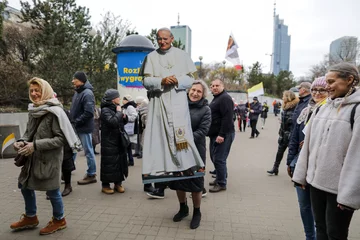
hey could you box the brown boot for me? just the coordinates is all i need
[102,187,114,194]
[39,217,66,235]
[10,214,39,230]
[62,184,72,197]
[77,174,97,185]
[114,185,125,193]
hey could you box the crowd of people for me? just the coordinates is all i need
[8,27,360,239]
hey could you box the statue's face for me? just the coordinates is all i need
[157,30,174,51]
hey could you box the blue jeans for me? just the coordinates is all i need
[209,132,235,187]
[127,144,134,164]
[21,188,64,220]
[78,133,96,176]
[296,186,316,240]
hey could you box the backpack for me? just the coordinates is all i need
[350,103,360,131]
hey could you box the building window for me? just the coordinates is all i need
[2,11,10,20]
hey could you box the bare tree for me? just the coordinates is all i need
[97,11,133,47]
[329,37,359,65]
[309,54,330,79]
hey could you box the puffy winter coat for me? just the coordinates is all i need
[188,97,211,164]
[100,100,129,183]
[278,99,299,145]
[70,81,95,133]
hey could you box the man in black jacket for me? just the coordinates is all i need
[70,71,97,185]
[248,96,262,138]
[207,79,235,193]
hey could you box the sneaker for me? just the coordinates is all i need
[190,212,201,229]
[173,205,189,222]
[143,184,155,193]
[77,174,97,185]
[209,184,227,193]
[146,189,165,199]
[209,180,217,186]
[10,214,39,230]
[39,217,66,235]
[102,187,114,194]
[202,188,207,197]
[114,185,125,193]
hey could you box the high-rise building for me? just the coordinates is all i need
[329,36,358,64]
[271,3,291,75]
[170,15,192,57]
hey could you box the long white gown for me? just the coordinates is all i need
[141,47,204,175]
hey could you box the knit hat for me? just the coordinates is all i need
[253,96,258,101]
[311,76,327,89]
[123,94,133,101]
[73,71,88,83]
[104,89,120,101]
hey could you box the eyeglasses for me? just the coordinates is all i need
[311,89,327,94]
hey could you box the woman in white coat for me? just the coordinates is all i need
[292,62,360,240]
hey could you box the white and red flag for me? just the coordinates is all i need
[225,33,242,70]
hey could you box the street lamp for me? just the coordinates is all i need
[222,60,226,80]
[199,56,203,79]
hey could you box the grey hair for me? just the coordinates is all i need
[192,80,209,98]
[157,28,173,37]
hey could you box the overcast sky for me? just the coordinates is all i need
[7,0,360,78]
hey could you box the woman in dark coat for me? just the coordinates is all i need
[100,89,129,194]
[267,91,299,175]
[170,80,211,230]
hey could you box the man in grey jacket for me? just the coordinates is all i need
[70,71,97,185]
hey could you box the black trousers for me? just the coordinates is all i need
[250,119,259,137]
[239,119,247,131]
[310,186,354,240]
[273,143,288,168]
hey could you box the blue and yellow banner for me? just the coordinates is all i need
[117,52,148,88]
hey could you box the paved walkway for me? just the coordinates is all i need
[0,115,359,240]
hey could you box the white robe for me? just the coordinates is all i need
[142,47,204,175]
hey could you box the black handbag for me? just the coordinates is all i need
[119,129,130,149]
[14,149,28,167]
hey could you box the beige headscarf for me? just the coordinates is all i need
[28,77,54,106]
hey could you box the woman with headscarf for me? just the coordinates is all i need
[293,62,360,239]
[267,90,299,175]
[286,76,328,240]
[11,77,80,235]
[100,89,129,194]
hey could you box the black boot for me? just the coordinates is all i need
[267,166,279,175]
[190,208,201,229]
[173,202,189,222]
